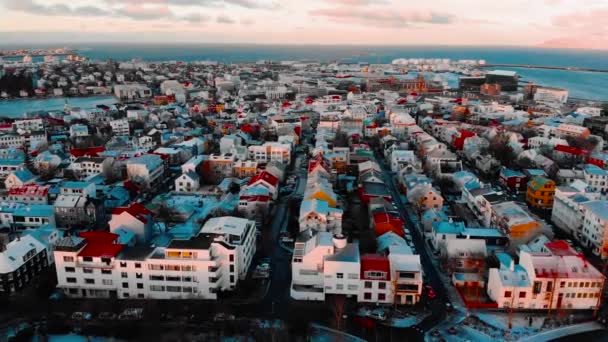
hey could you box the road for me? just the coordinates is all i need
[376,152,449,332]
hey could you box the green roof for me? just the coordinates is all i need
[528,176,552,192]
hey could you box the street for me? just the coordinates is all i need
[376,151,449,332]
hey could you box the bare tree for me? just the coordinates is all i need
[329,295,347,332]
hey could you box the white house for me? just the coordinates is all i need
[175,171,200,193]
[110,119,130,136]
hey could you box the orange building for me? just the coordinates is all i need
[526,176,555,209]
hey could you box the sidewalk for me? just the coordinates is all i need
[517,321,605,342]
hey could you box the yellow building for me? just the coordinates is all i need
[526,176,555,209]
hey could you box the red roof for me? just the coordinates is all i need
[248,171,279,188]
[8,185,49,197]
[70,146,105,158]
[554,144,588,156]
[360,254,391,280]
[305,97,314,104]
[545,240,577,256]
[77,231,124,258]
[112,203,153,224]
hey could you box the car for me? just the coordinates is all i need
[445,302,453,312]
[366,309,387,321]
[98,312,117,320]
[71,312,92,321]
[425,285,437,299]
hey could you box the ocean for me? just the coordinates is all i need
[1,44,608,110]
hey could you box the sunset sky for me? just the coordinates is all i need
[0,0,606,49]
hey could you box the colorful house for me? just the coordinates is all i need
[499,168,527,192]
[526,176,555,209]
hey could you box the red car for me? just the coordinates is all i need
[425,285,437,299]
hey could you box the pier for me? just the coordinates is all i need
[481,64,608,73]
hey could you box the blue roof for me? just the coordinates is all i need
[501,168,525,178]
[14,204,54,217]
[62,181,90,189]
[584,165,608,176]
[13,169,35,182]
[127,154,163,170]
[432,221,465,235]
[582,201,608,221]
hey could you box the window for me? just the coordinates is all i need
[519,292,526,298]
[167,286,181,292]
[123,293,129,298]
[120,262,127,267]
[364,281,372,289]
[83,268,93,274]
[82,257,93,262]
[65,267,75,273]
[135,263,141,268]
[230,275,235,283]
[66,277,77,283]
[150,285,164,292]
[122,282,129,289]
[348,273,358,280]
[121,272,128,278]
[364,293,372,300]
[348,284,358,291]
[101,269,112,275]
[166,276,181,282]
[546,281,553,292]
[336,284,344,290]
[229,254,234,262]
[149,275,164,281]
[504,291,512,298]
[102,279,113,286]
[230,265,235,273]
[337,273,343,279]
[63,256,74,262]
[137,283,143,289]
[577,293,582,298]
[136,273,142,279]
[85,278,95,284]
[560,281,565,288]
[378,282,387,290]
[378,293,386,301]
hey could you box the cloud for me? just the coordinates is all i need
[539,8,608,50]
[240,18,255,25]
[309,7,454,27]
[4,0,111,17]
[325,0,389,5]
[115,4,173,20]
[104,0,278,9]
[216,14,236,24]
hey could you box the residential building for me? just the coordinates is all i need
[526,176,555,209]
[0,234,49,293]
[126,154,165,188]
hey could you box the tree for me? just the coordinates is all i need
[155,204,181,224]
[329,295,347,332]
[516,156,535,170]
[37,164,59,181]
[488,134,516,168]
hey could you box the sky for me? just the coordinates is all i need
[0,0,607,49]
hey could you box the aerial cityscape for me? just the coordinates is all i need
[1,1,608,342]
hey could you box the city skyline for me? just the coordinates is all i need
[0,0,607,50]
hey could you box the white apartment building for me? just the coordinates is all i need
[247,142,291,164]
[13,119,44,132]
[110,119,130,136]
[113,84,151,100]
[584,165,608,193]
[54,217,256,299]
[126,154,164,187]
[534,87,569,105]
[71,157,111,180]
[551,189,598,237]
[581,201,608,258]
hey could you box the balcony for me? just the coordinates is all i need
[291,284,325,301]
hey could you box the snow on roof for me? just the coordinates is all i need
[0,234,46,273]
[200,216,253,237]
[325,242,360,263]
[581,201,608,221]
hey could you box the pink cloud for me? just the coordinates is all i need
[309,7,453,28]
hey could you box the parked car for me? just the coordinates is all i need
[98,312,117,320]
[71,312,92,321]
[366,309,387,321]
